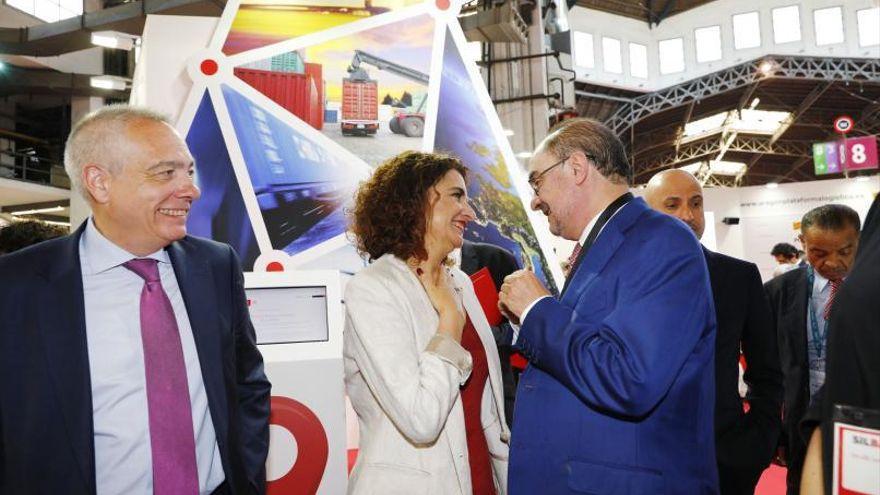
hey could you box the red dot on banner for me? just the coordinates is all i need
[200,59,218,75]
[267,261,284,272]
[435,0,450,10]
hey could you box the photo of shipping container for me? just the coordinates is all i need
[235,62,324,131]
[221,84,369,255]
[340,77,379,136]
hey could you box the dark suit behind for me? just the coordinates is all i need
[764,266,810,495]
[0,225,271,495]
[705,248,783,494]
[460,240,520,427]
[813,194,880,494]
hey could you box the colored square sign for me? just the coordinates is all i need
[813,136,878,175]
[843,135,879,171]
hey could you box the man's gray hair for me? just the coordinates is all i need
[539,118,633,186]
[63,104,172,199]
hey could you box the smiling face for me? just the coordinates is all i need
[88,119,200,256]
[528,150,575,238]
[423,169,475,258]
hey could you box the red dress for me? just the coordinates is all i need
[459,316,497,495]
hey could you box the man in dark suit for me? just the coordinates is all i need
[0,105,271,495]
[499,118,718,494]
[799,193,880,494]
[764,204,860,495]
[645,169,783,495]
[460,239,520,426]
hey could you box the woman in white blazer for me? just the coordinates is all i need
[344,151,510,495]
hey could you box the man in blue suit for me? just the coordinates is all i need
[0,105,271,494]
[499,118,718,494]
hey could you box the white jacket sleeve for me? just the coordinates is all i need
[345,276,473,445]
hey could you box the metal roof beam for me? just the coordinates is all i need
[604,55,880,137]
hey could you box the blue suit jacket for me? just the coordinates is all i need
[0,223,271,495]
[510,198,719,494]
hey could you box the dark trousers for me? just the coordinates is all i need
[718,463,764,495]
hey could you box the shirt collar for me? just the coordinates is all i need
[80,217,169,275]
[812,268,830,293]
[576,199,628,246]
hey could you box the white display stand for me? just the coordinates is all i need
[245,270,346,494]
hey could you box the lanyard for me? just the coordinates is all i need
[805,265,826,358]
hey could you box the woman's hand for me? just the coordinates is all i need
[415,264,465,342]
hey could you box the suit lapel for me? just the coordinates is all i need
[460,241,478,276]
[789,268,810,369]
[459,272,509,439]
[561,198,644,301]
[37,224,96,494]
[166,240,230,440]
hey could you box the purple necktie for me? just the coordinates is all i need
[124,258,199,495]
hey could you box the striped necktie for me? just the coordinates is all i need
[823,278,842,321]
[565,243,582,276]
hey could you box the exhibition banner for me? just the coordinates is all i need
[157,0,562,289]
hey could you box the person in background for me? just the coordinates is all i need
[0,105,271,495]
[798,194,880,495]
[0,219,68,255]
[344,151,509,495]
[459,239,521,428]
[771,242,801,278]
[645,169,783,495]
[764,204,861,495]
[499,118,718,494]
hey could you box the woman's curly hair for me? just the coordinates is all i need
[349,150,467,262]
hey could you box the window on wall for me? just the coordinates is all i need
[814,7,845,46]
[573,31,595,68]
[629,43,648,78]
[602,37,623,74]
[857,8,880,47]
[733,11,762,49]
[7,0,82,22]
[694,26,722,62]
[772,5,802,44]
[658,38,685,74]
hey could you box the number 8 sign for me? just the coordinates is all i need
[842,136,879,171]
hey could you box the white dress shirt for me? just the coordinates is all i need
[806,269,834,399]
[79,218,224,495]
[513,203,626,343]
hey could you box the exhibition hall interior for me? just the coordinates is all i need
[1,0,878,494]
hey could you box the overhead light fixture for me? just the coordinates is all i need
[90,75,128,91]
[758,60,774,76]
[679,160,747,176]
[749,97,760,109]
[10,205,65,216]
[681,109,791,143]
[38,220,70,228]
[91,31,137,51]
[515,151,532,158]
[503,129,515,137]
[765,182,779,189]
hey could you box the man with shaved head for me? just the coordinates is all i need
[645,169,783,495]
[0,105,271,494]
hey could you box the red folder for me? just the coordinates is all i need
[469,267,503,326]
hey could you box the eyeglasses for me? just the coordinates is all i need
[528,155,569,195]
